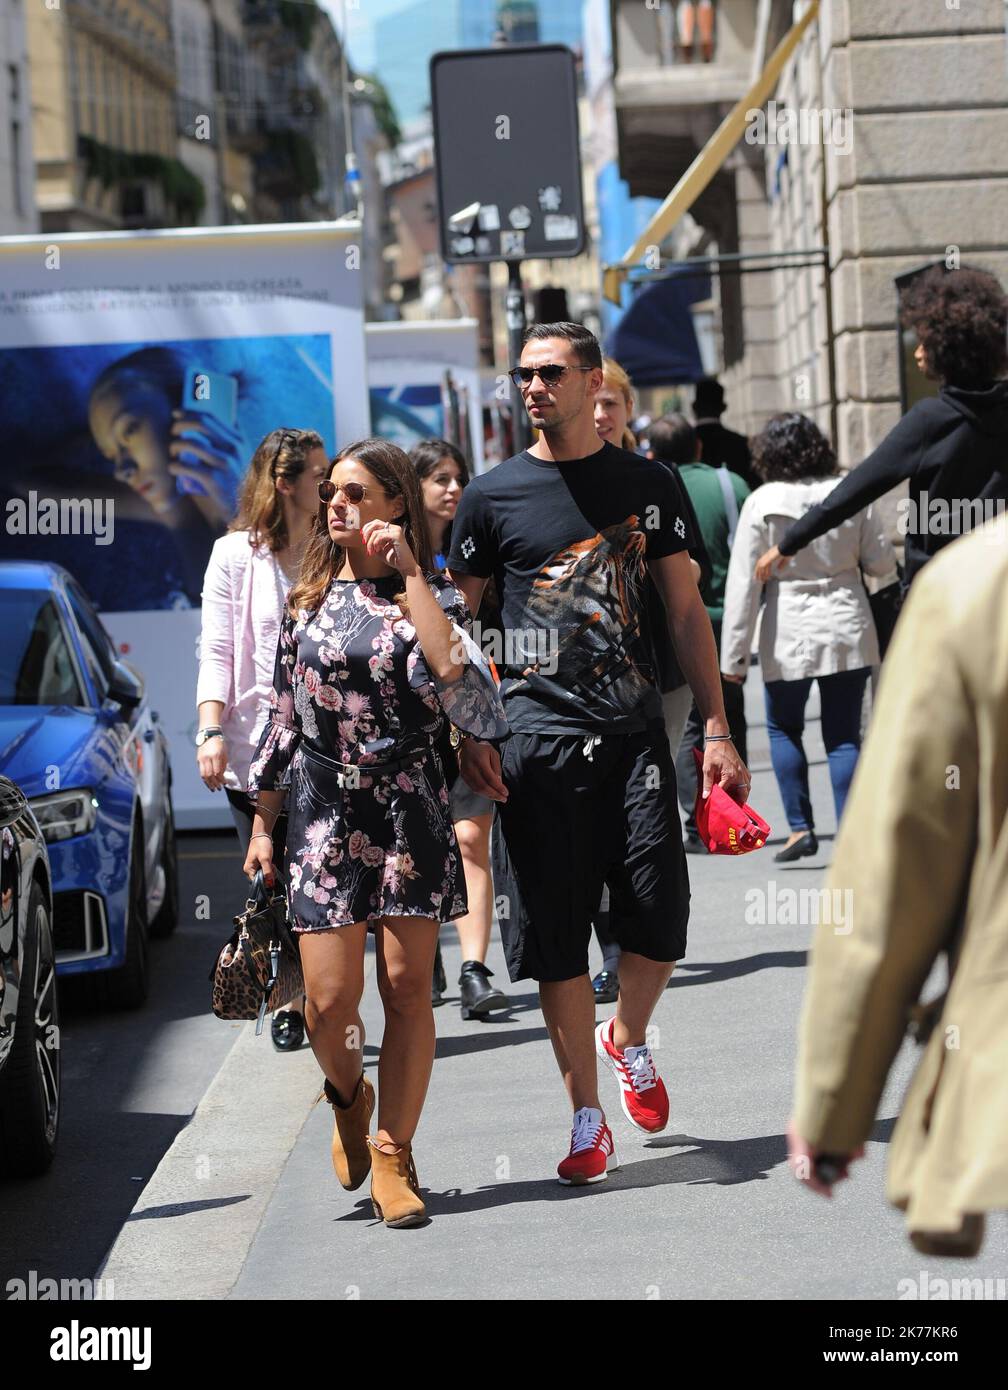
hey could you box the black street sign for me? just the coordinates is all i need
[430,45,586,265]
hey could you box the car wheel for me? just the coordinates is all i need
[0,881,61,1177]
[104,817,149,1010]
[149,789,179,939]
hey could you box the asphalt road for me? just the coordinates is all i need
[1,821,253,1291]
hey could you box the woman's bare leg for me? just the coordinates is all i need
[452,813,494,962]
[374,915,440,1144]
[299,923,369,1103]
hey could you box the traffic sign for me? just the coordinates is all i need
[430,45,586,265]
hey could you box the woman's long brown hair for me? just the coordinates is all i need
[231,427,325,552]
[288,437,436,617]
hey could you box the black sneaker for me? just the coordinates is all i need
[683,833,706,855]
[432,938,447,1007]
[591,970,620,1004]
[459,960,509,1020]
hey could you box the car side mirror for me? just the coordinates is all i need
[108,660,144,710]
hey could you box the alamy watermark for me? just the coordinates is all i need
[896,492,1007,542]
[745,100,854,156]
[6,1270,114,1299]
[898,1270,1006,1301]
[451,620,560,677]
[5,491,114,546]
[745,881,854,934]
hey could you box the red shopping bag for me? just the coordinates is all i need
[692,748,771,855]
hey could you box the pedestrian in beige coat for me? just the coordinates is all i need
[789,517,1008,1256]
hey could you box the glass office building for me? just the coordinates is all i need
[372,0,585,126]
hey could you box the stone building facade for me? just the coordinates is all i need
[610,0,1008,485]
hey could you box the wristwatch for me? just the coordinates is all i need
[195,726,224,747]
[449,726,470,751]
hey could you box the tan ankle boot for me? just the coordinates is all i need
[367,1138,425,1228]
[317,1074,375,1190]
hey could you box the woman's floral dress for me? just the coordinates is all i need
[247,572,507,932]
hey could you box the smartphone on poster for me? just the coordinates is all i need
[176,368,239,496]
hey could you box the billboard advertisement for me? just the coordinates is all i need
[0,222,368,827]
[365,319,485,474]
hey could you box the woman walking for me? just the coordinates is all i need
[721,414,895,862]
[410,438,509,1020]
[244,438,506,1227]
[197,427,328,1049]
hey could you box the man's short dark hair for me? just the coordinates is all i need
[647,413,698,466]
[522,321,603,370]
[693,377,726,417]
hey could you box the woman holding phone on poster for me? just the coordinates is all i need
[88,347,246,602]
[243,438,507,1228]
[196,427,329,1049]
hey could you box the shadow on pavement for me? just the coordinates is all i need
[435,1025,549,1059]
[669,951,808,987]
[127,1194,253,1221]
[332,1116,900,1221]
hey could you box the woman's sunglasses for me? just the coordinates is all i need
[508,364,593,388]
[318,479,367,504]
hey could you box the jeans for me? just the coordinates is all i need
[763,668,870,833]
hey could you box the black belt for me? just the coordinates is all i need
[300,736,434,780]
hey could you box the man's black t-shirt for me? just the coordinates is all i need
[446,442,689,735]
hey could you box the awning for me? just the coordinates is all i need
[602,0,820,304]
[604,267,712,385]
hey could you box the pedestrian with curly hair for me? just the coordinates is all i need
[755,265,1008,591]
[722,414,895,863]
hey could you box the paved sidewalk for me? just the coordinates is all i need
[228,679,1007,1299]
[103,678,1008,1298]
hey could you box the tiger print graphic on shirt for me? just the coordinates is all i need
[508,515,656,718]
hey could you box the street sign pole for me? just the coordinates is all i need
[506,259,530,452]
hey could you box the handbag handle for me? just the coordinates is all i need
[248,867,286,912]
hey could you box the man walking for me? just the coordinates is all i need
[448,323,749,1183]
[692,377,758,492]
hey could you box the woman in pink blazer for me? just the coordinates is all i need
[196,427,329,1049]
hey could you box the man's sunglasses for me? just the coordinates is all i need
[508,363,594,388]
[318,479,368,504]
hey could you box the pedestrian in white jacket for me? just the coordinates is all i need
[196,426,329,1049]
[720,413,896,863]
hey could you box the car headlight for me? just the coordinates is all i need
[28,789,99,843]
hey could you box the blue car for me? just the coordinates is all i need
[0,563,178,1008]
[0,774,59,1175]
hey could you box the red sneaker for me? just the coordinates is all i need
[556,1106,619,1186]
[595,1017,669,1133]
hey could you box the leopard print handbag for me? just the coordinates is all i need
[210,871,304,1032]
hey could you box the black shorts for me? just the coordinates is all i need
[492,728,690,982]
